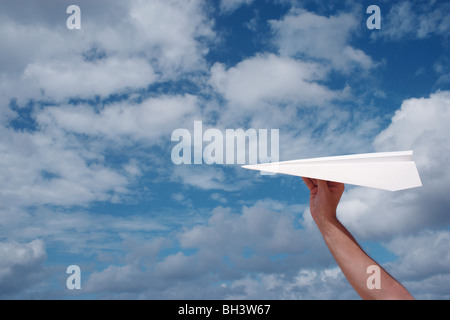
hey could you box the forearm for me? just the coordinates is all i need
[315,215,414,300]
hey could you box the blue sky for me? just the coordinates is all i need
[0,0,449,300]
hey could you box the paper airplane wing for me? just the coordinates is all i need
[242,151,422,191]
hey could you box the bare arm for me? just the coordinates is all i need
[302,178,414,300]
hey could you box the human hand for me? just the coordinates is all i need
[302,178,345,225]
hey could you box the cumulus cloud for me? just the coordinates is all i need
[85,264,149,294]
[38,94,201,143]
[385,230,450,281]
[224,267,356,300]
[23,57,157,100]
[270,9,375,72]
[127,0,215,75]
[210,53,336,110]
[178,205,307,257]
[0,125,131,208]
[0,240,48,297]
[82,202,344,299]
[171,166,237,191]
[0,0,215,104]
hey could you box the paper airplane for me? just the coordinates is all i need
[242,151,422,191]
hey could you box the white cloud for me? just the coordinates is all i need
[23,57,157,100]
[385,230,450,281]
[211,192,227,204]
[0,125,131,207]
[219,0,255,13]
[374,91,450,159]
[373,91,450,229]
[270,9,374,71]
[176,203,332,275]
[127,0,215,75]
[225,267,356,300]
[211,53,334,108]
[0,240,48,296]
[0,0,215,103]
[38,94,200,143]
[171,192,193,207]
[0,240,46,276]
[434,56,450,85]
[375,1,450,41]
[171,166,240,191]
[209,53,342,129]
[85,264,147,294]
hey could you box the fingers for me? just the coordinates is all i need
[303,178,344,194]
[327,181,345,191]
[302,177,316,191]
[316,179,329,193]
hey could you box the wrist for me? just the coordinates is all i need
[313,212,339,233]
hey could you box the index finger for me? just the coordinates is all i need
[302,177,316,191]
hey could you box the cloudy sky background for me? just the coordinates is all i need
[0,0,449,299]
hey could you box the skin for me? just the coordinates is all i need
[302,178,414,300]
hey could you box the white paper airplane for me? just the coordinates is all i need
[242,151,422,191]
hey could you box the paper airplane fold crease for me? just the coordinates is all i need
[242,151,422,191]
